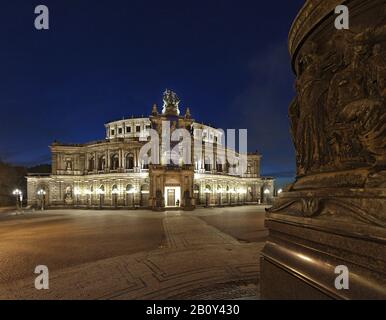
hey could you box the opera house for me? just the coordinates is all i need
[27,90,274,210]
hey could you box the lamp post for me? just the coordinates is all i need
[264,188,271,204]
[112,188,119,209]
[96,188,104,209]
[238,188,246,206]
[37,189,46,211]
[204,188,211,207]
[12,189,22,210]
[84,189,92,208]
[218,188,223,207]
[127,188,135,209]
[74,188,81,207]
[277,189,283,196]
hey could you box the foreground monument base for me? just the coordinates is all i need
[261,204,386,299]
[261,0,386,299]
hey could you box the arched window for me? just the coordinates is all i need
[65,186,73,200]
[111,184,118,194]
[216,160,223,172]
[126,184,134,193]
[141,184,149,193]
[65,160,73,171]
[140,184,150,207]
[88,157,95,171]
[111,154,119,170]
[204,157,212,172]
[142,157,150,169]
[98,156,106,171]
[126,154,134,170]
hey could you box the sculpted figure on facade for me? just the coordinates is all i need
[291,42,331,175]
[290,27,386,175]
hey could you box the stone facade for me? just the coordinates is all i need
[27,90,274,210]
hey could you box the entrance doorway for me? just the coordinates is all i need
[164,186,181,208]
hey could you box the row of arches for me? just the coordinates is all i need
[85,155,245,173]
[88,153,135,171]
[193,183,258,206]
[33,183,151,208]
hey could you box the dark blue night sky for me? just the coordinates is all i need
[1,0,304,187]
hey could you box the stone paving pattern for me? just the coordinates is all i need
[0,207,266,300]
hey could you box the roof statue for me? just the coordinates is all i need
[162,89,181,116]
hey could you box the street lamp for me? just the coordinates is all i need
[278,189,283,195]
[238,188,247,205]
[264,188,271,204]
[218,188,223,206]
[12,189,23,210]
[126,187,135,209]
[84,189,92,207]
[112,188,119,208]
[74,188,81,206]
[37,189,46,211]
[204,188,211,207]
[229,189,236,206]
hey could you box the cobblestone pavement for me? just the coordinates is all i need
[0,207,267,300]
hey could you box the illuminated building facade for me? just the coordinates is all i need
[27,90,274,210]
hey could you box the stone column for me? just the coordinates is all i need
[260,0,386,299]
[106,150,110,172]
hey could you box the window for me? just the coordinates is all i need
[98,156,106,171]
[118,128,123,134]
[111,129,115,136]
[136,125,141,133]
[65,160,73,171]
[110,154,119,170]
[146,125,151,130]
[126,126,131,133]
[88,157,95,171]
[214,136,218,143]
[204,157,212,172]
[126,154,134,170]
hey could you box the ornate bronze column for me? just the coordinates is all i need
[260,0,386,299]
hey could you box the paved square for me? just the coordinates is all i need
[0,206,267,300]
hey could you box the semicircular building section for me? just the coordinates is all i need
[27,90,274,210]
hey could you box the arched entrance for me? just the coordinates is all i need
[97,185,105,208]
[126,184,135,208]
[140,184,149,207]
[164,177,181,208]
[111,184,119,208]
[204,185,212,207]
